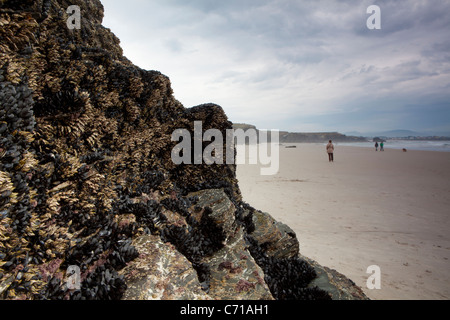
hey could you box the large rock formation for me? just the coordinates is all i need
[0,0,368,300]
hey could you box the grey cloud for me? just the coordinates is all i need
[355,0,450,36]
[391,60,439,80]
[422,40,450,66]
[102,0,450,133]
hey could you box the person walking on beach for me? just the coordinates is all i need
[326,140,334,162]
[380,142,384,151]
[375,142,379,151]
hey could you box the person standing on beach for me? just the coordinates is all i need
[380,142,384,151]
[375,142,379,151]
[326,140,334,162]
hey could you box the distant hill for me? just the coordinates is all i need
[344,131,365,137]
[376,130,424,138]
[278,131,367,143]
[344,130,423,138]
[233,124,367,143]
[347,129,450,139]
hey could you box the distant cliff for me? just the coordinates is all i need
[233,124,368,143]
[0,0,367,300]
[279,131,367,143]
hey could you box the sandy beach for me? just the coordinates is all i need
[236,143,450,300]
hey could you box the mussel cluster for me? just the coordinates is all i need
[233,203,331,300]
[246,236,331,300]
[0,0,184,298]
[0,0,35,11]
[0,76,42,298]
[114,192,165,236]
[161,205,225,260]
[0,75,140,298]
[157,195,225,292]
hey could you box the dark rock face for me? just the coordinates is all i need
[0,0,368,300]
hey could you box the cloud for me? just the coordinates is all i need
[102,0,450,133]
[164,38,184,53]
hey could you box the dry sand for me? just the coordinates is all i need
[236,143,450,300]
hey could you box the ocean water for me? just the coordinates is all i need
[335,140,450,152]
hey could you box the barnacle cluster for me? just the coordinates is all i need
[0,0,366,300]
[0,0,174,299]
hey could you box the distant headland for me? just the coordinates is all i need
[233,123,368,143]
[233,124,450,143]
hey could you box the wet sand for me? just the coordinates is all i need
[236,143,450,300]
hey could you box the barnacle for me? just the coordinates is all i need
[0,171,18,211]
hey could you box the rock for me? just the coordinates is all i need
[302,255,370,300]
[204,229,273,300]
[119,234,209,300]
[249,209,299,259]
[192,189,237,243]
[188,189,273,300]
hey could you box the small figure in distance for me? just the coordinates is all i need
[375,142,379,151]
[326,140,334,162]
[380,141,384,151]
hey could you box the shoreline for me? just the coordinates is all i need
[279,141,450,153]
[236,143,450,300]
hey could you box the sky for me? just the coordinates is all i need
[101,0,450,134]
